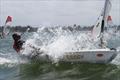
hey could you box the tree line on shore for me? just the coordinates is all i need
[0,25,37,32]
[0,24,120,32]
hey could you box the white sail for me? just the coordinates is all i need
[2,16,12,38]
[103,0,112,27]
[3,25,11,37]
[92,15,103,40]
[92,0,112,41]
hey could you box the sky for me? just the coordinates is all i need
[0,0,120,27]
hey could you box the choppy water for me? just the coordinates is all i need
[0,26,120,80]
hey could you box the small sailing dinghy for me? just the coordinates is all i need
[60,0,118,63]
[21,0,118,63]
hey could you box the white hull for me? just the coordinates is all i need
[24,48,117,64]
[60,49,117,63]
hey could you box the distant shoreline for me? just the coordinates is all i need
[0,25,120,32]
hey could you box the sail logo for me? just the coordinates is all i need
[64,53,84,60]
[96,22,100,27]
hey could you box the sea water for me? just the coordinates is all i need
[0,26,120,80]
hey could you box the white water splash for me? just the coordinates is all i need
[111,47,120,65]
[22,27,98,62]
[21,27,120,64]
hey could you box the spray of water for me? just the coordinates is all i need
[21,26,120,63]
[0,26,119,65]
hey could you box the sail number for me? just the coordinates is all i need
[65,54,84,60]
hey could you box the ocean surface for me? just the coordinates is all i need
[0,26,120,80]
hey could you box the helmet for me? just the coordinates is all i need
[12,33,21,40]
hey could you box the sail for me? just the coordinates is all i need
[92,0,112,41]
[103,0,112,27]
[2,16,12,38]
[92,15,103,40]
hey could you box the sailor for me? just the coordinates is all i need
[12,32,47,59]
[12,33,25,53]
[12,33,41,53]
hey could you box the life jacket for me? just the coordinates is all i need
[13,40,25,53]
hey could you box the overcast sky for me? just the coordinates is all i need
[0,0,120,26]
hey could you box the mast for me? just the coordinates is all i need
[100,0,111,48]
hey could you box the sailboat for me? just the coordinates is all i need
[59,0,118,63]
[1,16,12,38]
[22,0,118,63]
